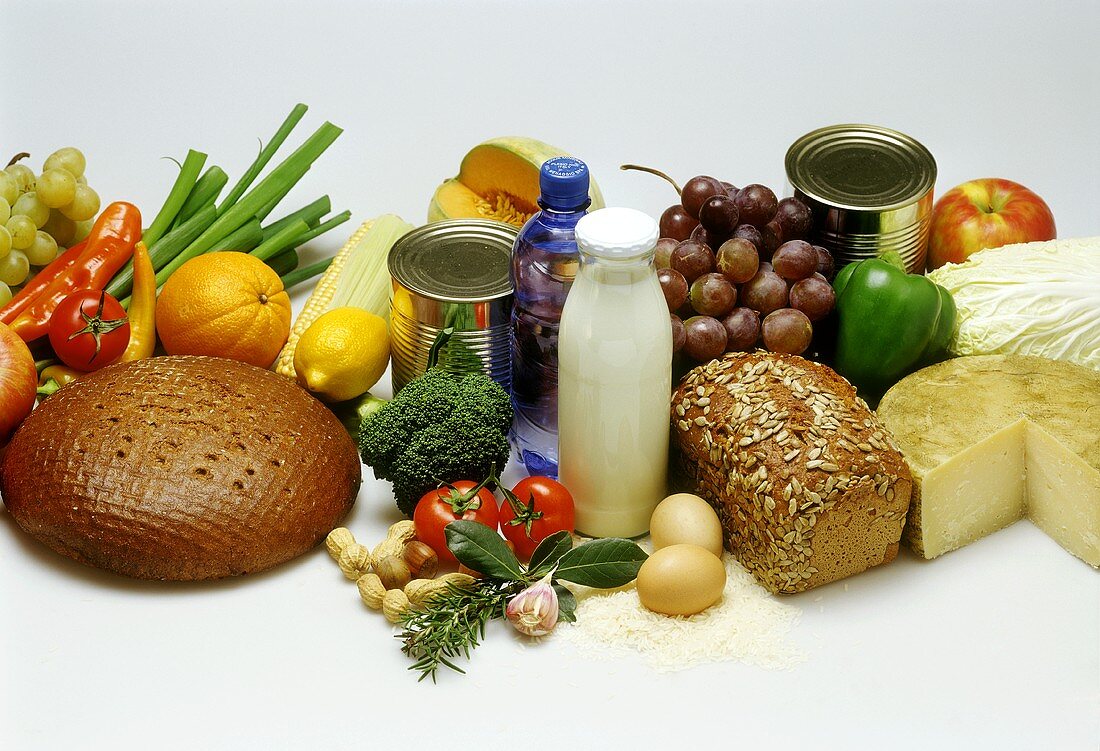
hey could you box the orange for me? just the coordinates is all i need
[156,252,292,368]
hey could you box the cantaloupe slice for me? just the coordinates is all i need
[428,136,605,227]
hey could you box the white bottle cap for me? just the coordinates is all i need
[575,207,659,260]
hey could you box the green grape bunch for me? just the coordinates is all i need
[0,147,100,305]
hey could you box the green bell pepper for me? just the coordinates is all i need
[832,255,956,401]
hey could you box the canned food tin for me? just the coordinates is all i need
[785,124,936,272]
[388,219,517,393]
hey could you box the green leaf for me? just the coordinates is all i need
[527,530,574,578]
[554,584,577,624]
[444,520,525,581]
[553,538,648,588]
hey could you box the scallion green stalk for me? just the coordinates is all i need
[266,248,299,278]
[154,121,343,286]
[142,149,207,248]
[212,219,263,252]
[174,166,228,227]
[279,256,333,289]
[262,196,331,240]
[217,103,309,212]
[249,219,308,262]
[291,210,351,248]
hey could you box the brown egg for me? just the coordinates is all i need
[649,493,724,557]
[637,544,726,616]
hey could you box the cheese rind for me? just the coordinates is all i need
[877,355,1100,567]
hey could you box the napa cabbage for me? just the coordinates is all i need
[927,237,1100,370]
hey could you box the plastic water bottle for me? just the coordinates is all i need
[509,157,592,478]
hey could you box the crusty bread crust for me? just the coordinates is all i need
[671,352,911,594]
[0,355,361,581]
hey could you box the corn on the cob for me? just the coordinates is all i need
[274,215,415,376]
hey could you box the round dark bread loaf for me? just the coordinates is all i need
[0,355,361,580]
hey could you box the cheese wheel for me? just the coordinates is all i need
[877,354,1100,566]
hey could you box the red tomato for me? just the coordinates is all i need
[48,290,130,372]
[413,480,500,563]
[499,476,576,560]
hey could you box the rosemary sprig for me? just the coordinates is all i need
[397,579,521,682]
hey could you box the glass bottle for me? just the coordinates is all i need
[557,207,672,538]
[509,157,591,478]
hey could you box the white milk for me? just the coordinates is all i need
[557,208,672,538]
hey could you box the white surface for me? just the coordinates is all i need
[2,1,1099,749]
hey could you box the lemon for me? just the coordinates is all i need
[294,307,390,402]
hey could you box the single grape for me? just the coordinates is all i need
[759,261,773,273]
[732,223,763,253]
[41,210,76,246]
[26,230,58,266]
[43,147,86,178]
[699,194,740,235]
[814,245,835,280]
[655,237,678,269]
[658,267,689,311]
[681,175,725,219]
[689,272,737,318]
[760,220,785,258]
[691,222,726,251]
[741,269,788,315]
[60,184,100,221]
[0,225,11,259]
[76,174,88,185]
[660,204,699,241]
[6,164,35,193]
[683,316,728,362]
[722,307,761,351]
[762,308,813,355]
[716,238,759,284]
[774,197,813,240]
[772,240,818,280]
[13,191,50,228]
[789,276,836,322]
[0,249,30,286]
[671,314,686,353]
[734,184,778,228]
[0,171,17,205]
[0,281,11,307]
[73,220,93,244]
[721,181,738,195]
[0,196,9,225]
[6,215,36,250]
[670,239,715,282]
[36,169,77,209]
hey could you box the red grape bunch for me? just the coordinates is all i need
[630,166,836,362]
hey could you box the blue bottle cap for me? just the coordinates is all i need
[540,157,590,210]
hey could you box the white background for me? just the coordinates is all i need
[2,1,1099,749]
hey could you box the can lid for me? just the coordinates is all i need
[540,157,590,210]
[389,219,517,303]
[575,207,659,259]
[786,124,936,211]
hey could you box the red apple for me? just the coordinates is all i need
[0,322,37,444]
[927,178,1056,269]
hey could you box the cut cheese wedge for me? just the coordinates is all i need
[877,355,1100,566]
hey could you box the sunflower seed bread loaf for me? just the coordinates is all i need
[671,352,912,594]
[0,355,361,581]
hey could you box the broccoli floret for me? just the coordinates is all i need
[457,372,513,435]
[357,365,513,516]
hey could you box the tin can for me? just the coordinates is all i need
[388,219,516,393]
[785,124,937,272]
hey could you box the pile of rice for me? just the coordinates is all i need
[559,548,805,672]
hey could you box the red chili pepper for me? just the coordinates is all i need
[0,240,87,325]
[7,202,141,342]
